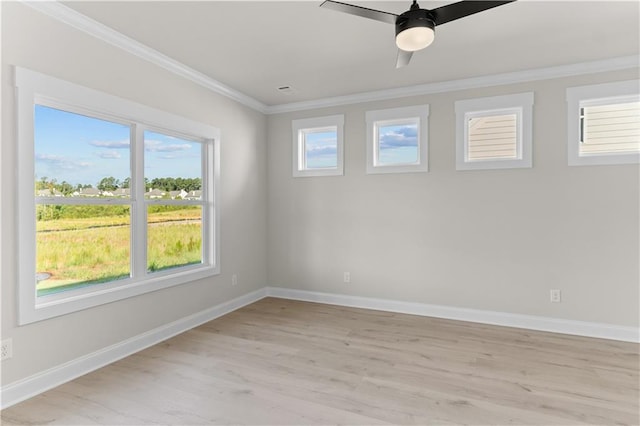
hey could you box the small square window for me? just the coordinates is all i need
[366,105,429,174]
[455,92,533,171]
[292,115,344,177]
[567,80,639,166]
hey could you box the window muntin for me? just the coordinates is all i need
[366,105,429,174]
[292,115,344,177]
[455,92,533,171]
[16,67,220,324]
[567,80,639,166]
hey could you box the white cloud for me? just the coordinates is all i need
[96,150,122,159]
[89,140,130,149]
[35,153,92,169]
[145,139,192,152]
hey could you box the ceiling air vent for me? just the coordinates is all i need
[277,85,296,95]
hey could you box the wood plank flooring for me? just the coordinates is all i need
[2,297,638,425]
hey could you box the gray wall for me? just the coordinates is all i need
[1,0,638,392]
[1,3,267,385]
[267,69,640,327]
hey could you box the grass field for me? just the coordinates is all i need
[36,207,202,296]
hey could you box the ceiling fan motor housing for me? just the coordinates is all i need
[395,7,436,51]
[395,8,435,38]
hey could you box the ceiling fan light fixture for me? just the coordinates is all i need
[396,26,434,51]
[395,8,435,52]
[320,0,516,67]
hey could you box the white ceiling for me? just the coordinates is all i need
[62,1,639,107]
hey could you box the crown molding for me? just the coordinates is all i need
[21,1,269,113]
[21,1,638,116]
[264,55,640,114]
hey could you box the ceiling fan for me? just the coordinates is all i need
[320,0,516,68]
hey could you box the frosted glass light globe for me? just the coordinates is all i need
[395,26,435,52]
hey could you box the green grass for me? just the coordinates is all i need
[36,207,202,296]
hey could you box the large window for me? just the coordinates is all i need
[292,115,344,177]
[16,67,220,324]
[567,80,639,166]
[455,92,534,171]
[366,105,429,174]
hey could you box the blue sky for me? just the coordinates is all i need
[35,105,201,187]
[304,130,337,169]
[377,124,418,165]
[303,123,418,169]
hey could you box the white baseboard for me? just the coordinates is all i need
[3,285,637,410]
[265,287,640,343]
[0,288,267,410]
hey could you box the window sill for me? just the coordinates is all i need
[21,265,219,325]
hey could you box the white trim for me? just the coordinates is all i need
[2,286,638,410]
[0,288,267,410]
[566,80,640,166]
[266,56,639,114]
[15,0,640,114]
[366,105,429,174]
[17,1,640,115]
[20,0,268,113]
[15,67,221,324]
[265,287,640,343]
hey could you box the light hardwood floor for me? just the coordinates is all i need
[2,297,638,425]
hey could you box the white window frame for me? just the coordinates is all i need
[292,115,344,177]
[566,80,639,166]
[455,92,534,171]
[366,105,429,174]
[15,67,220,325]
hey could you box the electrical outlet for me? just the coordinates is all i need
[343,272,351,283]
[1,339,13,361]
[550,289,562,303]
[232,274,238,286]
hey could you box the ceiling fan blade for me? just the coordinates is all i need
[396,49,413,68]
[431,1,516,26]
[320,0,397,25]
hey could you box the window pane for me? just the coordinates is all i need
[36,205,131,296]
[34,105,131,197]
[303,128,337,169]
[147,206,202,273]
[144,131,202,199]
[377,123,419,165]
[468,113,517,161]
[580,101,640,155]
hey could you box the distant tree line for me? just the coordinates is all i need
[36,176,202,194]
[35,176,202,221]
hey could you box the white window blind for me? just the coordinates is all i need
[567,80,639,166]
[580,100,640,155]
[467,113,518,161]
